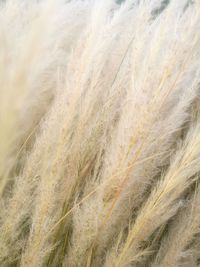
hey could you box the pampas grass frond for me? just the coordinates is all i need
[1,0,200,267]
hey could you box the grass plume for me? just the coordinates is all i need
[1,0,200,267]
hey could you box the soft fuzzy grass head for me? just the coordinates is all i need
[1,1,200,267]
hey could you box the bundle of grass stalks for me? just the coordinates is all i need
[1,0,200,266]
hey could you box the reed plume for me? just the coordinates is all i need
[1,1,200,267]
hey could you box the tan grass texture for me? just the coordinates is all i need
[1,0,200,266]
